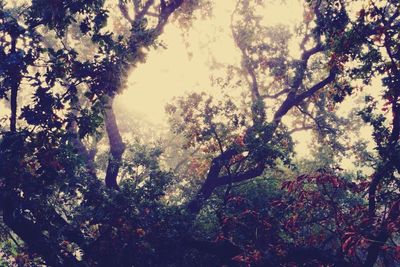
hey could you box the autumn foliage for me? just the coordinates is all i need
[0,0,400,267]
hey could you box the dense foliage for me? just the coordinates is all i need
[0,0,399,266]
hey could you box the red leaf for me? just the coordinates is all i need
[232,255,245,262]
[342,235,354,254]
[394,246,400,261]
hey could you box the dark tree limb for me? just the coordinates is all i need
[136,0,155,20]
[262,89,289,99]
[368,29,400,218]
[273,67,338,123]
[9,35,22,133]
[103,0,185,190]
[2,194,87,267]
[187,158,263,214]
[287,125,313,134]
[104,98,125,189]
[159,0,183,20]
[364,200,400,267]
[187,148,238,213]
[290,43,323,92]
[118,0,134,24]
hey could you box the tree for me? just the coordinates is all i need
[0,0,399,266]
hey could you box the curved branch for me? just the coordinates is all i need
[187,156,263,214]
[104,98,125,189]
[9,35,22,132]
[287,125,313,135]
[364,200,400,267]
[262,89,289,99]
[118,0,134,24]
[187,148,238,213]
[2,194,86,267]
[291,43,323,91]
[153,0,184,35]
[273,67,338,123]
[368,27,400,217]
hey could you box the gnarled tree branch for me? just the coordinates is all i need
[104,98,125,189]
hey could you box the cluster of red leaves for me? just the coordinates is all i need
[328,52,349,71]
[232,249,262,266]
[214,171,399,266]
[187,158,209,177]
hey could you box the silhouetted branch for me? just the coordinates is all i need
[104,98,125,189]
[118,0,134,24]
[364,200,400,267]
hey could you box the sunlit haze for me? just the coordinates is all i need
[115,1,304,124]
[114,0,372,167]
[0,0,377,170]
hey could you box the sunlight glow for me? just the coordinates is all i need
[114,0,375,168]
[116,0,304,124]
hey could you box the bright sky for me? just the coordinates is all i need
[114,0,326,162]
[113,0,377,173]
[115,0,304,124]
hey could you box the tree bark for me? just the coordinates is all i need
[364,200,400,267]
[9,36,21,133]
[104,98,125,189]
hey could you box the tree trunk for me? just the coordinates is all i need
[104,98,125,189]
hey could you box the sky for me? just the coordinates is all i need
[114,0,324,160]
[113,0,376,172]
[115,0,304,124]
